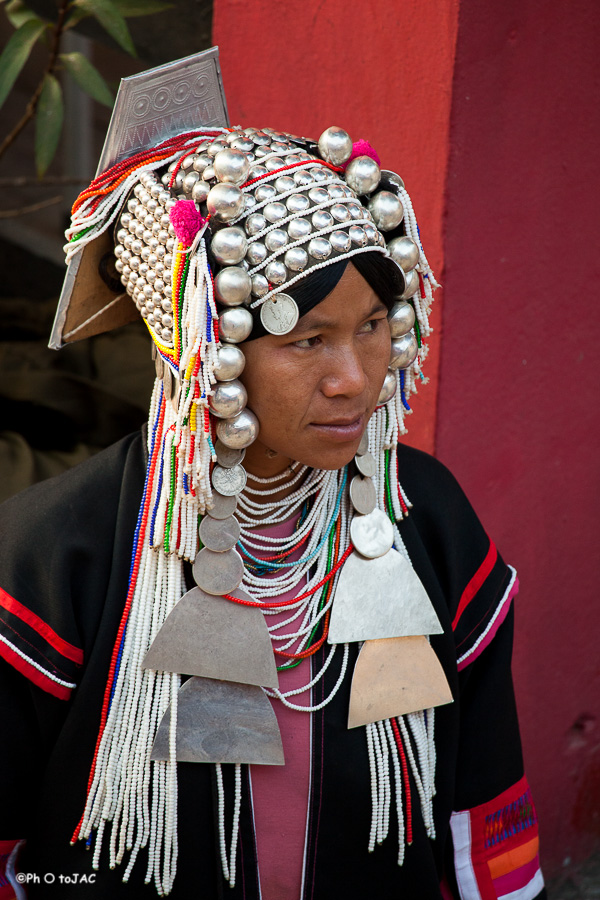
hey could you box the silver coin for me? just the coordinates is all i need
[350,509,394,559]
[355,451,376,477]
[207,490,237,520]
[215,440,246,468]
[259,293,299,335]
[192,547,244,595]
[199,514,241,552]
[211,464,247,496]
[357,431,369,456]
[349,475,377,514]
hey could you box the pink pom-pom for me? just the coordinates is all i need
[344,139,381,168]
[169,200,207,246]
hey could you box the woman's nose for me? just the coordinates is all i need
[320,345,368,398]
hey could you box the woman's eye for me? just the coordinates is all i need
[358,319,379,334]
[293,335,320,348]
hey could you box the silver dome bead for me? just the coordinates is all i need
[246,242,268,266]
[255,184,276,203]
[377,370,397,404]
[191,180,210,203]
[368,191,404,231]
[207,140,227,157]
[192,153,211,173]
[115,259,124,273]
[275,175,295,192]
[231,137,254,152]
[246,213,267,235]
[251,274,269,297]
[286,154,301,165]
[250,165,268,179]
[216,408,259,449]
[120,213,132,228]
[381,169,405,192]
[203,166,216,182]
[130,256,140,271]
[265,157,285,172]
[263,202,287,223]
[364,224,378,242]
[154,279,165,293]
[317,126,353,166]
[254,146,270,159]
[328,184,346,199]
[308,187,329,204]
[114,244,124,258]
[390,333,418,370]
[213,343,246,381]
[284,247,308,272]
[265,229,288,252]
[388,301,416,337]
[308,237,332,260]
[294,170,313,186]
[211,226,248,266]
[219,307,253,343]
[265,260,287,284]
[286,194,310,213]
[330,230,352,253]
[344,156,381,195]
[401,268,420,299]
[312,209,334,230]
[207,183,245,222]
[161,298,172,312]
[252,132,271,146]
[387,235,420,272]
[162,314,173,328]
[183,171,200,195]
[287,217,311,240]
[330,203,351,222]
[215,267,252,306]
[244,193,256,210]
[310,167,328,182]
[213,148,250,186]
[349,225,368,246]
[209,379,248,419]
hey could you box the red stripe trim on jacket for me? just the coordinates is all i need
[0,638,73,701]
[0,587,83,665]
[451,538,498,632]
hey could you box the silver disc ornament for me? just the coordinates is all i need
[350,509,394,559]
[193,547,244,595]
[207,490,237,520]
[199,514,240,552]
[356,431,369,456]
[260,293,299,335]
[211,463,247,496]
[355,451,376,477]
[215,439,246,468]
[349,475,377,515]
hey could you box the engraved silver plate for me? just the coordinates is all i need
[328,548,443,644]
[349,475,376,514]
[215,439,246,468]
[193,547,244,595]
[143,587,278,688]
[199,514,240,552]
[354,451,376,477]
[151,677,284,764]
[207,490,237,519]
[259,293,299,335]
[211,463,247,496]
[350,509,394,559]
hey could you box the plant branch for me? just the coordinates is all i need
[0,0,71,162]
[0,195,63,218]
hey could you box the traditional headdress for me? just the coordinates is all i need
[53,49,451,895]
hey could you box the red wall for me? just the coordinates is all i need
[437,0,600,875]
[214,0,460,454]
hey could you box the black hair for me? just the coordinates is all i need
[246,250,405,340]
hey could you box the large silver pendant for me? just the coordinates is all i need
[328,548,443,644]
[142,587,278,689]
[347,636,453,728]
[193,547,244,595]
[151,676,284,765]
[350,509,394,559]
[259,293,299,335]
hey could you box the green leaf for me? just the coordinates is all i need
[111,0,172,17]
[35,72,63,176]
[0,17,46,111]
[5,0,43,29]
[64,8,90,29]
[72,0,136,56]
[60,51,113,106]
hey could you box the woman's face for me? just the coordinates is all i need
[239,264,391,477]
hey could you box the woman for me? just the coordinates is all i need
[0,120,545,900]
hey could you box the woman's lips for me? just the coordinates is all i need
[309,415,364,442]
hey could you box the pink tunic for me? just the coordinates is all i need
[248,516,311,900]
